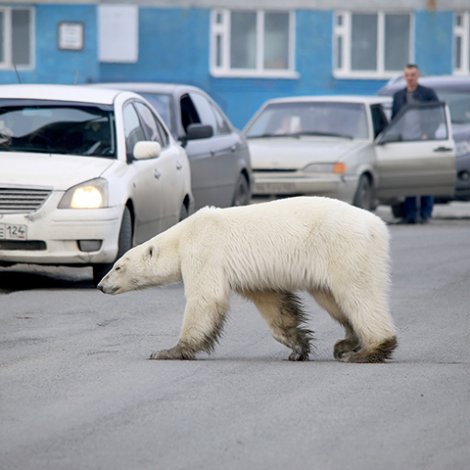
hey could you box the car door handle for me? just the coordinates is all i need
[230,144,237,152]
[154,169,162,179]
[433,146,453,152]
[176,160,183,170]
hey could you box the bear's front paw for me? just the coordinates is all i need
[288,351,309,361]
[149,345,195,360]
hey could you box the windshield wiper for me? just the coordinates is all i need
[248,131,353,140]
[290,131,353,139]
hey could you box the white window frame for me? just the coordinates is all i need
[210,9,298,79]
[0,7,35,70]
[454,12,469,75]
[334,11,413,79]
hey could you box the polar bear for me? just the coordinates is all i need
[98,196,397,362]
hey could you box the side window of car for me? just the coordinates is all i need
[384,103,448,142]
[123,103,146,159]
[188,92,219,135]
[371,105,389,138]
[210,102,231,135]
[180,94,201,134]
[134,101,169,148]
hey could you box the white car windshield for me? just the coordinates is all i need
[0,100,116,157]
[246,102,369,140]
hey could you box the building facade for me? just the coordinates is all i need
[0,0,468,127]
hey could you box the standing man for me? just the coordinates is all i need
[391,63,439,224]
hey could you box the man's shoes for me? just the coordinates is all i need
[397,218,417,224]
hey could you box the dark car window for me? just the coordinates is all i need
[180,94,200,134]
[371,104,389,138]
[123,103,146,159]
[0,100,116,157]
[133,101,169,148]
[189,92,220,135]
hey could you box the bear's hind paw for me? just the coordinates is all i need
[149,345,196,360]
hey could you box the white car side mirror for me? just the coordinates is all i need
[133,141,161,160]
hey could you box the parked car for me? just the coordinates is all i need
[0,84,192,285]
[378,75,470,202]
[243,95,456,210]
[93,83,252,210]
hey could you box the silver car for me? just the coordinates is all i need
[244,96,456,210]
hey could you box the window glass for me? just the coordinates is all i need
[230,11,256,69]
[0,101,115,157]
[246,102,369,140]
[123,103,146,157]
[385,14,409,71]
[264,12,289,69]
[180,94,200,134]
[210,103,231,134]
[351,13,377,71]
[189,92,218,134]
[387,104,448,141]
[134,102,161,142]
[139,93,172,129]
[12,9,30,66]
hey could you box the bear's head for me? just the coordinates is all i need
[97,237,181,295]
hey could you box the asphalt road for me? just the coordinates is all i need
[1,203,470,470]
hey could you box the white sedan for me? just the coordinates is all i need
[0,84,192,284]
[244,96,456,210]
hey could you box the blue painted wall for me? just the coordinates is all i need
[0,4,457,128]
[0,5,98,85]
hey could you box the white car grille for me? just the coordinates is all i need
[0,187,52,214]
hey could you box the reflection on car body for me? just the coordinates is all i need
[0,84,192,285]
[93,82,252,210]
[244,96,456,210]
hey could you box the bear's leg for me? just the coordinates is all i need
[242,291,313,361]
[149,295,229,360]
[310,288,360,360]
[333,291,397,363]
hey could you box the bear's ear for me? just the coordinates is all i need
[147,246,154,258]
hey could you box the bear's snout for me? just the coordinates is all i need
[96,279,119,295]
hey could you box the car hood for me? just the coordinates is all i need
[0,152,116,190]
[247,137,366,169]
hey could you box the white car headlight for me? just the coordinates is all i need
[59,178,108,209]
[303,163,347,174]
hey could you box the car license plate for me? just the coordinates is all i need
[0,223,27,240]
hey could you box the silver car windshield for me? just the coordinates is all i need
[0,100,116,158]
[246,102,369,140]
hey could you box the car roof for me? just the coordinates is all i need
[263,95,392,106]
[92,82,204,96]
[0,84,132,105]
[379,75,470,95]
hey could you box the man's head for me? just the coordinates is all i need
[403,64,420,91]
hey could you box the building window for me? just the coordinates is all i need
[334,11,411,78]
[454,12,469,74]
[0,7,34,69]
[211,9,296,78]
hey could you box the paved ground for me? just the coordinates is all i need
[0,201,469,470]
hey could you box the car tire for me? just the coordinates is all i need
[353,174,374,211]
[92,206,133,287]
[391,202,405,218]
[232,174,251,206]
[179,202,189,221]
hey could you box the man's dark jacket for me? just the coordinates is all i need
[391,84,439,119]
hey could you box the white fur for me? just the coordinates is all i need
[99,196,396,360]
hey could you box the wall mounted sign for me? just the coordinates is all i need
[58,22,84,51]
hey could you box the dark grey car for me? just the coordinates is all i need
[378,75,470,201]
[94,83,252,211]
